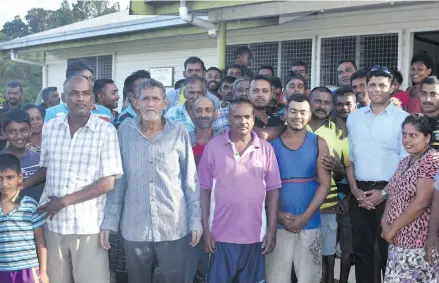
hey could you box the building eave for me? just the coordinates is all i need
[0,16,190,51]
[129,0,270,16]
[2,17,278,53]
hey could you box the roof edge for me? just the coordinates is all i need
[0,15,198,51]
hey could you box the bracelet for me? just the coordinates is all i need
[381,219,388,225]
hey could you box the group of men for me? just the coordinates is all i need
[1,44,439,283]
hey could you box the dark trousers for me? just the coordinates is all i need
[124,235,188,283]
[350,182,388,283]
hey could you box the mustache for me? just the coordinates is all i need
[315,109,327,114]
[197,117,210,121]
[423,102,434,106]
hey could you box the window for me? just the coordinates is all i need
[320,34,398,86]
[226,42,279,76]
[226,33,398,89]
[226,39,313,83]
[281,39,313,87]
[67,55,113,79]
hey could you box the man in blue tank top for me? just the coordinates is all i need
[266,94,331,283]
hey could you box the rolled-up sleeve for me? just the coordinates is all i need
[101,174,127,232]
[101,127,127,232]
[39,123,50,168]
[99,125,123,179]
[179,128,202,232]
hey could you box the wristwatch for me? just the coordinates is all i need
[381,189,388,200]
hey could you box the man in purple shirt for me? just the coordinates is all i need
[198,99,281,283]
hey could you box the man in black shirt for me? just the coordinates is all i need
[0,81,23,150]
[420,76,439,150]
[248,75,283,128]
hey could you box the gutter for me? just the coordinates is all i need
[179,0,216,36]
[0,16,193,51]
[11,50,48,88]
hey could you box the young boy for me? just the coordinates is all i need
[1,109,42,201]
[0,154,48,283]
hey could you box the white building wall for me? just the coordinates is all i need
[44,2,439,92]
[45,34,216,92]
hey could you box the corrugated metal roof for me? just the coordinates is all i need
[0,9,196,50]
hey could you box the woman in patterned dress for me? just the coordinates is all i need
[381,114,439,283]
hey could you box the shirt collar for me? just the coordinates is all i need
[1,102,21,110]
[131,115,171,133]
[125,104,137,117]
[57,113,98,132]
[222,129,261,148]
[364,102,395,116]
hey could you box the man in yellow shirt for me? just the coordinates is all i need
[307,87,350,283]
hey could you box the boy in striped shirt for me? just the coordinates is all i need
[0,154,47,283]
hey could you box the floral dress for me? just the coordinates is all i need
[384,148,439,282]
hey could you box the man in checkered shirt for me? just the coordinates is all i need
[23,75,123,283]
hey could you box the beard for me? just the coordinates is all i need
[208,82,220,92]
[141,110,161,121]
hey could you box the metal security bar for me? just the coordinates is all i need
[281,39,313,86]
[360,34,398,71]
[320,33,399,86]
[226,42,278,76]
[67,55,113,79]
[226,39,312,82]
[320,36,357,87]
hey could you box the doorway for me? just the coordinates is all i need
[414,31,439,75]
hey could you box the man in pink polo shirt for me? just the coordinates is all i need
[198,99,281,283]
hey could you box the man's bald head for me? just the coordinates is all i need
[193,96,216,129]
[63,75,92,93]
[63,75,94,118]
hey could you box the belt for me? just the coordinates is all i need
[357,180,388,191]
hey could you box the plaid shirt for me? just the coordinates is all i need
[165,104,195,132]
[212,106,230,136]
[40,114,123,235]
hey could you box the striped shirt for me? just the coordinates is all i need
[101,117,201,242]
[40,114,123,235]
[0,196,46,271]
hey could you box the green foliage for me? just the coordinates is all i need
[0,1,120,103]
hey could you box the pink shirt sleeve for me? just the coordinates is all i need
[198,142,214,190]
[264,143,282,191]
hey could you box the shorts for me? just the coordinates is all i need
[266,229,322,283]
[321,213,337,256]
[337,213,354,255]
[206,242,265,283]
[0,267,41,283]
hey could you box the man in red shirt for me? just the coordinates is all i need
[391,70,409,111]
[187,96,217,282]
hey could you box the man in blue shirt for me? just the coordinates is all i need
[45,62,113,123]
[94,79,120,123]
[114,70,151,128]
[38,87,60,119]
[166,75,210,132]
[165,57,220,113]
[346,69,408,283]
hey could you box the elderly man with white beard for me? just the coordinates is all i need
[101,78,202,283]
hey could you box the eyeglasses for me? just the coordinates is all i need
[371,65,390,74]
